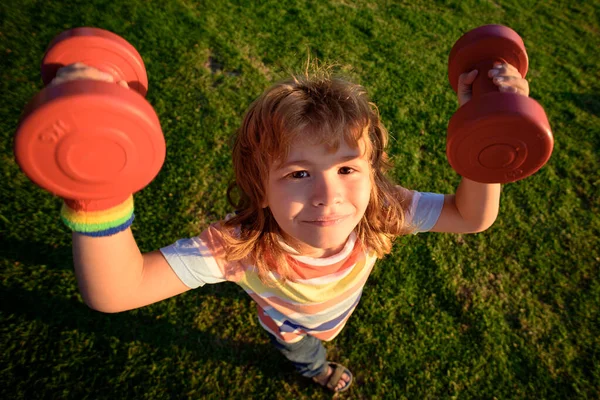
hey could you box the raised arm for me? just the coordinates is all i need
[396,183,499,234]
[49,70,187,313]
[428,62,529,233]
[73,228,189,313]
[429,180,500,233]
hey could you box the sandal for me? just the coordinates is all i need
[312,361,353,393]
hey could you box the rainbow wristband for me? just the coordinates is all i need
[60,195,135,237]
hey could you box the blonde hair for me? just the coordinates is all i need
[221,67,411,286]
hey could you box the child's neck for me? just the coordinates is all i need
[299,245,344,258]
[281,233,350,258]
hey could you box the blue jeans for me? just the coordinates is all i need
[266,332,328,378]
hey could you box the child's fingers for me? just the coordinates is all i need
[459,69,479,86]
[498,84,518,93]
[489,62,522,79]
[492,75,520,85]
[52,72,114,84]
[493,75,530,96]
[487,62,530,96]
[50,63,116,87]
[500,62,521,75]
[56,62,87,75]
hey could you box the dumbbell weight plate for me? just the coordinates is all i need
[41,27,148,96]
[14,80,165,200]
[447,92,553,183]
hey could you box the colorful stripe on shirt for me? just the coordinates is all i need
[193,225,377,343]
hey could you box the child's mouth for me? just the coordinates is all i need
[302,215,349,226]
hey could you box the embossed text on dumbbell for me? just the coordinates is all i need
[38,120,70,143]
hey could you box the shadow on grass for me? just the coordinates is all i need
[1,236,74,272]
[1,282,332,397]
[559,91,600,118]
[0,284,277,366]
[549,91,600,151]
[408,239,478,327]
[0,237,309,395]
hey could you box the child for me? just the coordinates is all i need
[59,62,529,393]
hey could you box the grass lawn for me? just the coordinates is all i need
[1,0,599,398]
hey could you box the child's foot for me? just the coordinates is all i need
[312,362,353,392]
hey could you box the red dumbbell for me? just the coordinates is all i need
[447,25,553,184]
[14,27,165,201]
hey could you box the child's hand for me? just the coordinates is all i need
[457,62,530,107]
[49,62,129,88]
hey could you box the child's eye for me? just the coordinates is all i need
[339,166,355,175]
[288,171,309,179]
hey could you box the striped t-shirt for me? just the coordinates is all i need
[160,191,444,343]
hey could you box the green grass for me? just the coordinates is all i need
[1,0,599,398]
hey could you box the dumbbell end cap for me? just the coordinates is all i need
[14,81,165,199]
[447,93,553,183]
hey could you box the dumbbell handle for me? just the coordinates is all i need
[471,59,509,99]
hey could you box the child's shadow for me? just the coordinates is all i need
[1,238,298,388]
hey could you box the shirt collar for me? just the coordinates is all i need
[278,231,357,266]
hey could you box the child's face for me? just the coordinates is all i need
[265,137,372,258]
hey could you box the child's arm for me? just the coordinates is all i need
[429,180,500,233]
[73,228,190,313]
[50,63,190,312]
[416,62,528,234]
[49,64,190,312]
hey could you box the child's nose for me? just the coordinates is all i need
[311,175,342,207]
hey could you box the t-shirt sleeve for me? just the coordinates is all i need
[159,223,234,289]
[406,191,445,234]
